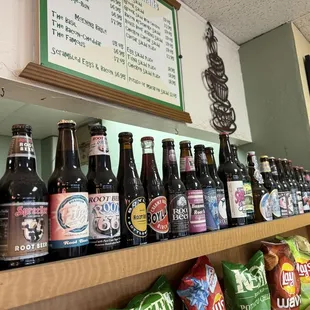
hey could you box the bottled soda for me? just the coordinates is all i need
[0,124,48,268]
[180,141,207,234]
[194,145,219,231]
[87,125,120,253]
[205,147,228,229]
[141,137,169,243]
[293,166,306,214]
[299,167,310,213]
[304,170,310,184]
[117,132,147,247]
[217,133,246,227]
[48,120,89,260]
[162,139,189,238]
[288,160,303,214]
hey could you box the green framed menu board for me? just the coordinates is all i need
[39,0,184,113]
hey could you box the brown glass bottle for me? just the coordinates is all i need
[180,141,207,234]
[140,137,168,243]
[260,156,281,219]
[288,160,304,214]
[87,125,120,253]
[48,120,88,260]
[117,132,147,247]
[293,166,306,214]
[162,139,189,239]
[231,144,254,224]
[298,167,310,213]
[247,152,272,222]
[304,170,310,184]
[205,147,228,229]
[0,125,48,269]
[218,133,246,227]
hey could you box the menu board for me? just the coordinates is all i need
[40,0,183,110]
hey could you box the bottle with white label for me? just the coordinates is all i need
[217,133,246,227]
[299,167,310,213]
[180,141,207,234]
[87,125,120,253]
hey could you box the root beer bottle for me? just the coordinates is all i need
[162,139,189,239]
[180,141,207,234]
[298,167,310,213]
[48,120,89,260]
[293,166,306,214]
[117,132,147,247]
[0,125,48,269]
[87,125,120,253]
[140,137,168,243]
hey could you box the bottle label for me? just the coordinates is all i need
[125,197,147,238]
[88,193,120,247]
[279,191,288,217]
[269,189,281,218]
[243,182,254,212]
[216,189,228,228]
[180,156,195,172]
[203,188,219,231]
[168,194,189,234]
[260,193,272,221]
[0,202,48,261]
[89,135,109,156]
[197,152,207,165]
[291,188,299,215]
[49,193,89,249]
[187,190,207,233]
[227,181,246,218]
[168,149,177,163]
[8,135,35,158]
[286,192,294,216]
[296,190,304,214]
[304,192,310,212]
[147,196,169,234]
[260,161,271,173]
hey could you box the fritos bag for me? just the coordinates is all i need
[177,256,226,310]
[261,241,301,310]
[222,250,271,309]
[279,235,310,310]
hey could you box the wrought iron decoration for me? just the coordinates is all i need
[203,22,237,134]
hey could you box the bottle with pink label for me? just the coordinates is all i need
[180,141,207,234]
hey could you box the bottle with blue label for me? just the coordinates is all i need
[194,145,219,231]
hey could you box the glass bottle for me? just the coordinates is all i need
[293,166,306,214]
[299,167,310,213]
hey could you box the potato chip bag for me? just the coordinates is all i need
[261,241,301,310]
[279,235,310,310]
[177,256,226,310]
[222,250,271,310]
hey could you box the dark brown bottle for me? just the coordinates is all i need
[217,133,246,227]
[304,170,310,184]
[293,166,306,214]
[231,144,254,224]
[299,167,310,213]
[180,141,207,234]
[0,125,48,269]
[87,125,120,253]
[205,147,228,229]
[117,132,147,247]
[247,152,272,222]
[48,120,88,260]
[275,159,293,216]
[194,145,219,231]
[260,156,281,219]
[162,139,189,239]
[140,137,168,243]
[288,160,304,214]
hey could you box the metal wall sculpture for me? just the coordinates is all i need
[203,22,237,134]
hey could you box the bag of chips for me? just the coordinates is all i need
[261,241,301,310]
[177,256,226,310]
[278,235,310,310]
[110,276,174,310]
[222,250,271,309]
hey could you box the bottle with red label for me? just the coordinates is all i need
[48,120,89,260]
[0,124,48,269]
[140,137,169,243]
[87,125,120,253]
[180,141,207,234]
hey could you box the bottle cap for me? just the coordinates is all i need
[260,155,268,158]
[118,132,133,138]
[180,140,191,145]
[194,144,205,149]
[12,124,32,133]
[219,132,229,136]
[162,138,174,143]
[288,160,292,163]
[141,136,154,142]
[57,120,76,126]
[268,156,275,160]
[89,124,106,132]
[205,147,214,151]
[247,151,255,155]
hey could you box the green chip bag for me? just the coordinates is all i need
[109,276,174,310]
[222,250,271,310]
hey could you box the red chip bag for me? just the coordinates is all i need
[177,256,226,310]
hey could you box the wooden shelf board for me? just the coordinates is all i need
[2,213,310,309]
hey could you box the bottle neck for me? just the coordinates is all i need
[141,149,160,177]
[88,134,111,171]
[248,155,264,186]
[119,144,138,179]
[163,146,179,178]
[206,152,218,179]
[180,147,195,176]
[195,150,210,179]
[219,136,233,164]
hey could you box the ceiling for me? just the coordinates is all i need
[182,0,310,44]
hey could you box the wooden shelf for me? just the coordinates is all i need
[2,213,310,309]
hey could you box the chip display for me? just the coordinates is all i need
[222,250,271,310]
[261,241,301,310]
[177,256,226,310]
[110,276,174,310]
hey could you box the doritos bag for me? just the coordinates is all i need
[222,250,271,309]
[279,235,310,310]
[261,241,301,310]
[177,256,226,310]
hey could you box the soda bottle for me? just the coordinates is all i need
[293,166,306,214]
[299,167,310,213]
